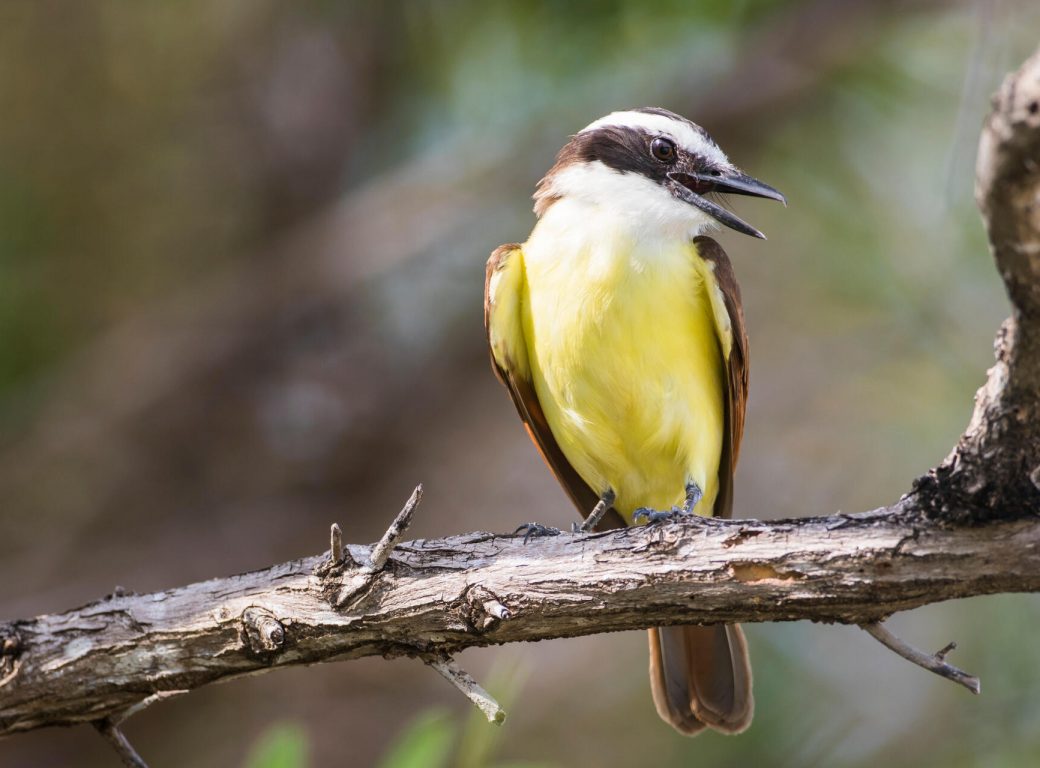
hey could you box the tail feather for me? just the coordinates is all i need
[648,624,753,736]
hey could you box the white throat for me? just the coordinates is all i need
[532,160,717,254]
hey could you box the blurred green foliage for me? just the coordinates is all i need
[376,710,456,768]
[240,660,555,768]
[375,656,558,768]
[245,722,309,768]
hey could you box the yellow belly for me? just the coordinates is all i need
[521,238,725,521]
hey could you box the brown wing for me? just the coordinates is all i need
[693,236,749,520]
[484,244,626,531]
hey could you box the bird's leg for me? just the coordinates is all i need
[681,481,703,515]
[573,489,616,533]
[513,522,561,544]
[633,481,704,525]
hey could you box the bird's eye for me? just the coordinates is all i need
[651,137,676,163]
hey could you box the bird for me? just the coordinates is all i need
[483,107,785,735]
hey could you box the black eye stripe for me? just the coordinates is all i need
[534,113,723,215]
[545,126,706,186]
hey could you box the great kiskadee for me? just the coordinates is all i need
[484,108,784,735]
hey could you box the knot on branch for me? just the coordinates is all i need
[920,316,1040,523]
[460,586,513,633]
[0,629,21,686]
[241,608,286,656]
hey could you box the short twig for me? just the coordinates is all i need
[935,640,957,662]
[95,720,149,768]
[369,484,422,571]
[336,484,423,606]
[861,622,981,694]
[329,523,344,566]
[424,654,506,724]
[483,599,511,621]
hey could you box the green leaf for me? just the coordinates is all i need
[244,722,309,768]
[377,709,457,768]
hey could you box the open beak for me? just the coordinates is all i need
[667,168,786,240]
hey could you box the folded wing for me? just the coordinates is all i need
[484,243,626,530]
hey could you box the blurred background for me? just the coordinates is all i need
[1,1,1039,766]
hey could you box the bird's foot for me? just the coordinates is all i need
[632,506,686,525]
[513,522,562,544]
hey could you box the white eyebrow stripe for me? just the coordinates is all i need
[580,110,729,165]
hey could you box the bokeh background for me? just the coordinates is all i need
[2,1,1039,766]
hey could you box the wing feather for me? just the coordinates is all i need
[484,244,626,530]
[693,236,749,520]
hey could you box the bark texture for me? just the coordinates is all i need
[2,507,1039,736]
[2,41,1040,745]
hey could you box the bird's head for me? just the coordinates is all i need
[534,107,785,239]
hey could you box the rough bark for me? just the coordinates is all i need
[1,502,1039,736]
[913,46,1040,525]
[2,32,1040,751]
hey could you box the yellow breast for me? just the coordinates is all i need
[521,233,726,521]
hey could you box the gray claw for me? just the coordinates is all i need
[514,522,562,544]
[633,507,683,525]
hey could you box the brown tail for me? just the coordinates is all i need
[648,624,753,736]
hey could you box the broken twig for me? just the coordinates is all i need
[861,622,981,695]
[329,522,344,566]
[369,484,422,571]
[424,654,506,725]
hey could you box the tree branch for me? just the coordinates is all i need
[0,499,1038,737]
[423,654,506,725]
[860,623,980,695]
[1,30,1039,766]
[921,47,1040,525]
